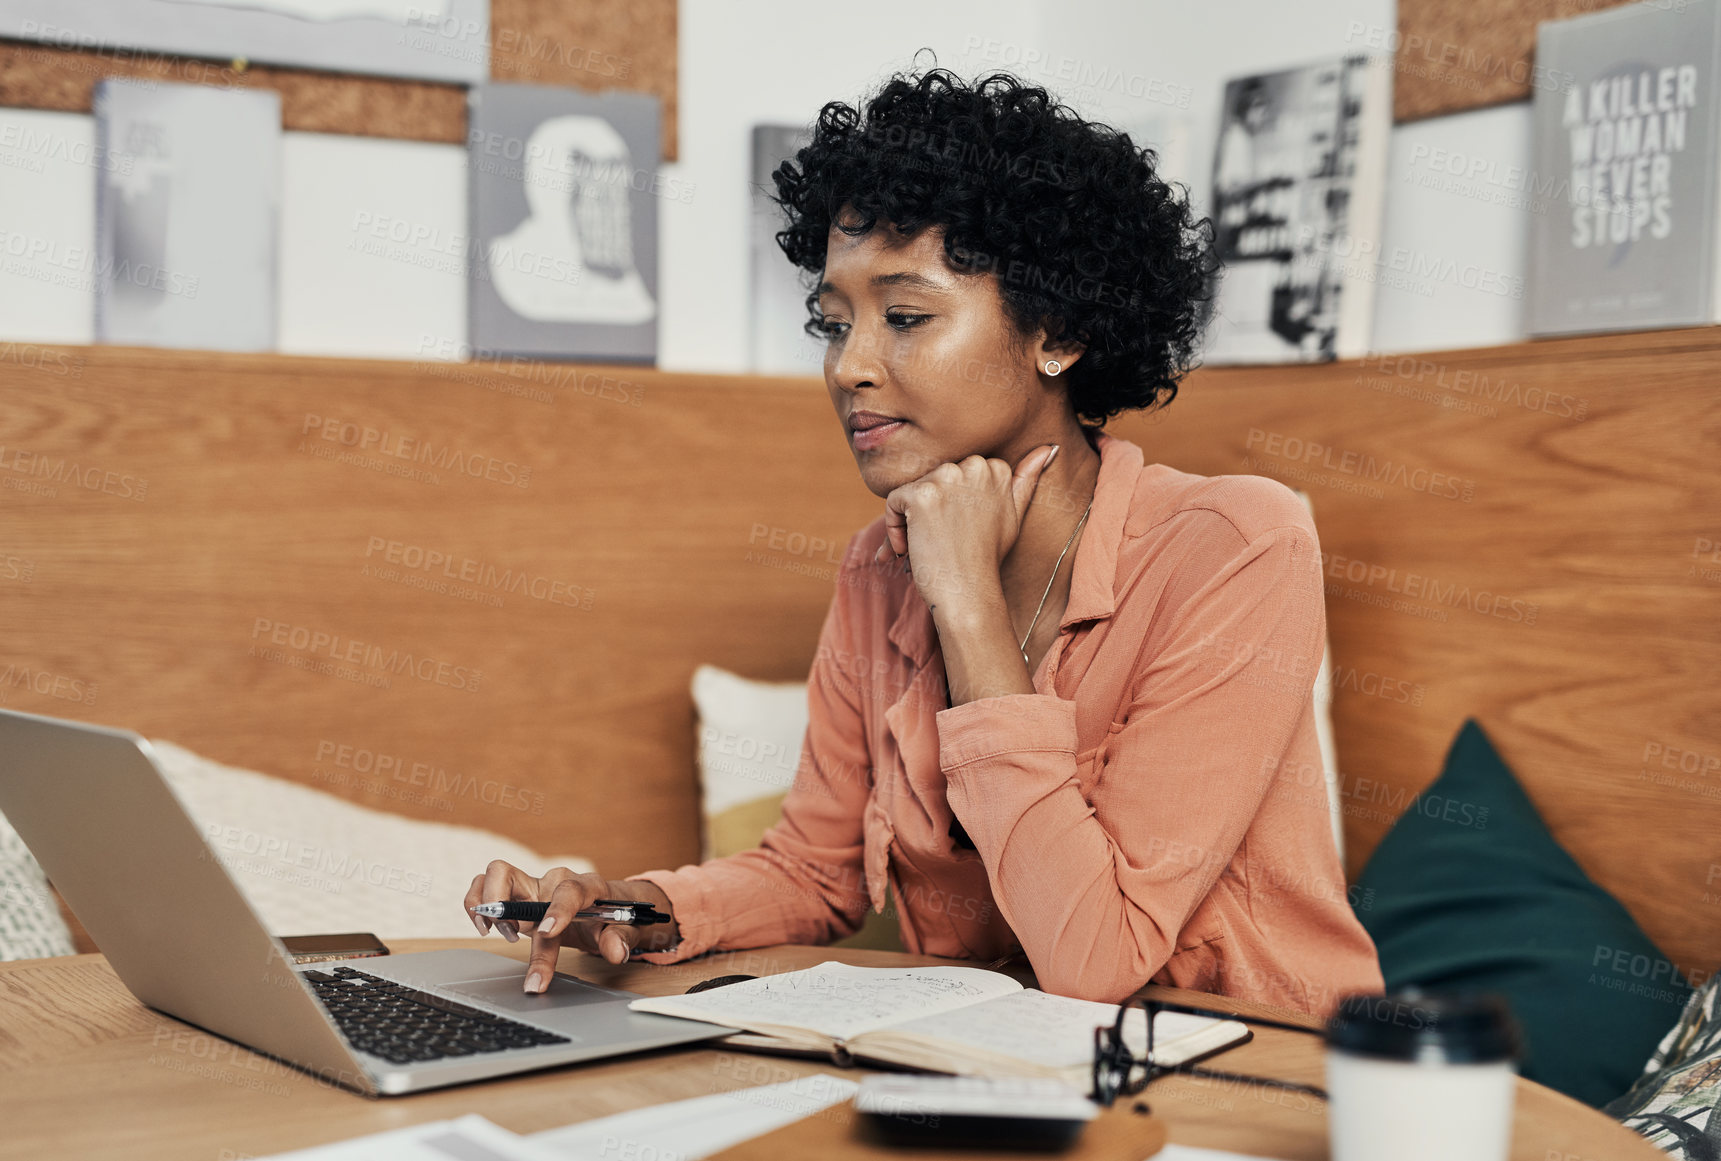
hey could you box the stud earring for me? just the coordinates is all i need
[1044,360,1062,376]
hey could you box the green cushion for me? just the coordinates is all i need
[1353,718,1692,1107]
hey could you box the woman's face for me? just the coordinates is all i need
[816,212,1069,498]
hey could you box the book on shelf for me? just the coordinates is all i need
[93,79,281,353]
[749,124,820,376]
[468,83,661,364]
[1527,0,1721,336]
[1202,54,1393,364]
[628,961,1250,1087]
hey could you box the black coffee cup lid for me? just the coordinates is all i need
[1326,991,1521,1064]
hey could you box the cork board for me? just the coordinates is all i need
[0,38,468,143]
[1393,0,1637,122]
[490,0,677,160]
[0,0,677,157]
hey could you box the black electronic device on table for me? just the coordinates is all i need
[854,1074,1099,1151]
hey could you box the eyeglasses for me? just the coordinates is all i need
[1090,997,1331,1107]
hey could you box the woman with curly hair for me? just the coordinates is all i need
[468,60,1383,1017]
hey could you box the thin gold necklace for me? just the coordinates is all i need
[1018,497,1093,666]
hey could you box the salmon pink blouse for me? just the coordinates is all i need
[632,430,1383,1017]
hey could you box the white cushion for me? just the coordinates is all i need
[1311,631,1345,861]
[149,740,594,943]
[692,664,809,860]
[0,809,76,962]
[1293,490,1345,862]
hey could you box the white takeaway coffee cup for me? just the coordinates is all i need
[1325,991,1521,1161]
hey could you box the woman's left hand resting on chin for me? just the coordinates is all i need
[871,442,1060,623]
[464,859,680,993]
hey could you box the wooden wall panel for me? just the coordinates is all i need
[0,0,677,156]
[0,348,870,882]
[1108,325,1721,983]
[1394,0,1637,122]
[4,326,1720,984]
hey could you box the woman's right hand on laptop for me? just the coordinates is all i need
[465,860,681,993]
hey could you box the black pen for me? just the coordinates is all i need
[470,899,671,925]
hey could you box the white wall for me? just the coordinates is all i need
[0,0,1546,368]
[660,0,1039,372]
[656,0,1546,366]
[1005,0,1531,358]
[0,109,98,345]
[1371,103,1532,354]
[1010,0,1396,214]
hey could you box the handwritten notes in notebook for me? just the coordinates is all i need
[885,988,1241,1069]
[628,962,1023,1042]
[882,988,1148,1071]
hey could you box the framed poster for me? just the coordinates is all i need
[94,79,281,352]
[0,0,490,85]
[1203,55,1392,364]
[469,83,661,363]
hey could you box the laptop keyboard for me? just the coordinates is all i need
[303,965,571,1066]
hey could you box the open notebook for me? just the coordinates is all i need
[628,962,1250,1087]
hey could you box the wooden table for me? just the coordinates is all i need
[0,939,1663,1160]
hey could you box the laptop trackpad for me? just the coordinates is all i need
[444,971,620,1014]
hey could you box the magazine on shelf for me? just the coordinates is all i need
[1202,54,1393,364]
[468,83,661,363]
[1527,0,1721,335]
[93,79,281,352]
[749,123,820,376]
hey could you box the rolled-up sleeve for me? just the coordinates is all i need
[628,540,877,964]
[937,521,1324,1003]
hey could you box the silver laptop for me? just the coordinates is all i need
[0,707,739,1095]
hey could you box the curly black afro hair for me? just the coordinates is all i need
[769,55,1219,425]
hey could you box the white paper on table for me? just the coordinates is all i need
[1158,1145,1295,1161]
[256,1113,566,1160]
[530,1074,860,1161]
